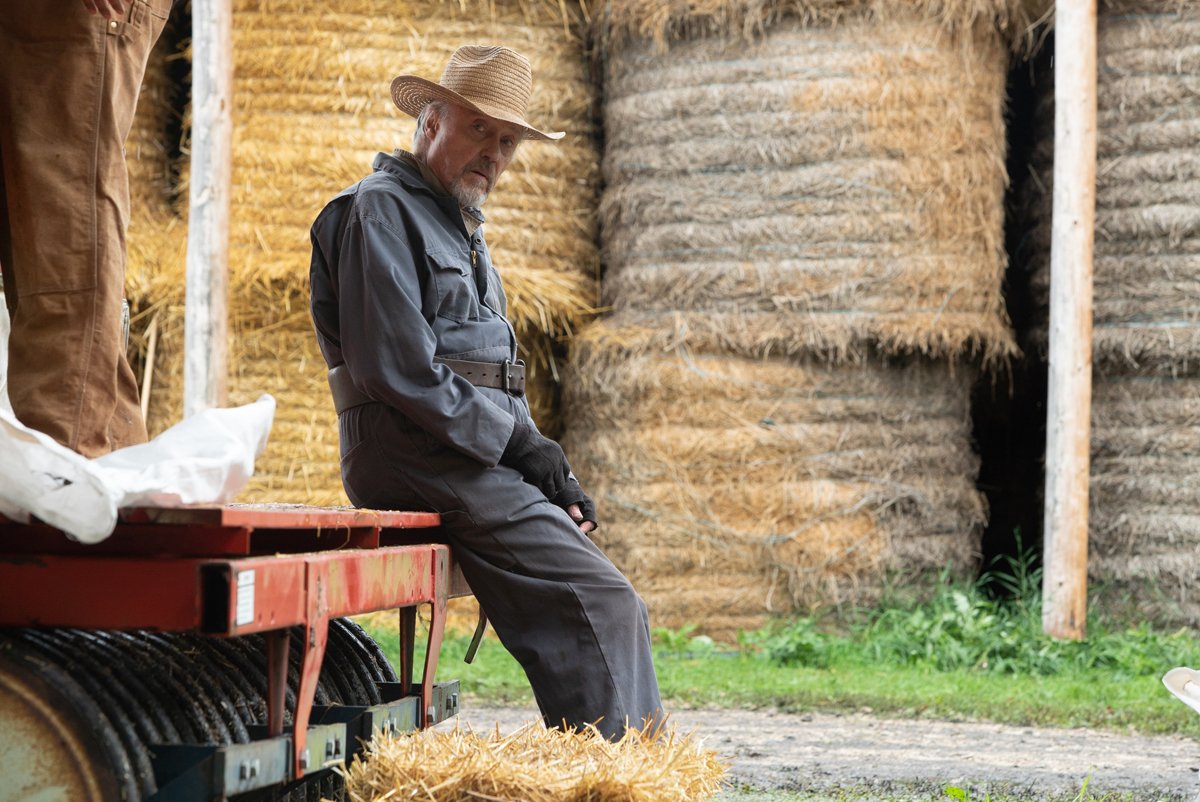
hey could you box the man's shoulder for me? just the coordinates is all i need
[312,171,404,228]
[354,170,412,209]
[348,155,433,220]
[310,182,358,241]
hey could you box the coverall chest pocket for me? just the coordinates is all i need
[427,249,479,324]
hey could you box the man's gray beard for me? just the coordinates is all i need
[449,179,487,209]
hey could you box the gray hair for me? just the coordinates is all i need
[412,100,448,157]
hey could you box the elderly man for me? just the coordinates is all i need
[309,45,662,738]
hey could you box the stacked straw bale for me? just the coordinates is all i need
[142,0,601,503]
[564,329,984,636]
[597,10,1021,363]
[1021,1,1200,622]
[564,1,1039,636]
[1090,374,1200,619]
[343,722,727,802]
[219,0,600,342]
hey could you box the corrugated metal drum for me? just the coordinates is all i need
[0,644,130,802]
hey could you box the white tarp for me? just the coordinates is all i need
[0,294,276,543]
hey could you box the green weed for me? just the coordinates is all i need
[653,623,723,658]
[759,550,1200,679]
[747,618,836,669]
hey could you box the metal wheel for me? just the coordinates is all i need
[0,640,129,802]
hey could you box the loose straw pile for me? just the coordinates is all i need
[342,722,727,802]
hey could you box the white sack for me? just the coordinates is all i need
[0,411,120,534]
[0,396,275,543]
[95,395,276,509]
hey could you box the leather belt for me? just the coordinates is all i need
[434,356,526,396]
[328,365,372,414]
[328,357,526,415]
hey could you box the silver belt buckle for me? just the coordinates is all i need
[512,359,525,395]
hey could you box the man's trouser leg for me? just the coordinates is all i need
[340,404,664,740]
[0,0,168,456]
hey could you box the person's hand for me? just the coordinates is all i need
[81,0,126,19]
[500,421,598,531]
[499,421,572,500]
[566,503,596,534]
[554,483,597,532]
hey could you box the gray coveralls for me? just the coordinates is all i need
[309,152,662,738]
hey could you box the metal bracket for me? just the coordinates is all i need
[292,562,330,778]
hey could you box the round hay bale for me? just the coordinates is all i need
[227,290,345,503]
[597,9,1020,365]
[595,0,1048,53]
[1088,370,1200,625]
[563,320,985,639]
[521,330,566,439]
[221,0,599,343]
[1021,2,1200,371]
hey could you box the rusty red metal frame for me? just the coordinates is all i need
[0,503,451,779]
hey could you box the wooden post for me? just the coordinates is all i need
[184,0,232,416]
[1043,0,1098,640]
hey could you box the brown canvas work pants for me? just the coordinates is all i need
[0,0,169,457]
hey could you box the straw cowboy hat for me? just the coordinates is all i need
[391,45,564,141]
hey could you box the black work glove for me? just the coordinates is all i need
[500,421,572,501]
[500,422,599,530]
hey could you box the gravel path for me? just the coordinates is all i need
[441,704,1200,800]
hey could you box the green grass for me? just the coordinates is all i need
[360,618,1200,738]
[357,550,1200,739]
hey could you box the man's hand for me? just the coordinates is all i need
[81,0,126,19]
[566,503,596,534]
[553,480,597,532]
[500,421,598,531]
[499,421,572,499]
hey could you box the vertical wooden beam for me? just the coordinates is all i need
[1043,0,1098,640]
[184,0,232,416]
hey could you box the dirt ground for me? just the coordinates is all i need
[440,704,1200,801]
